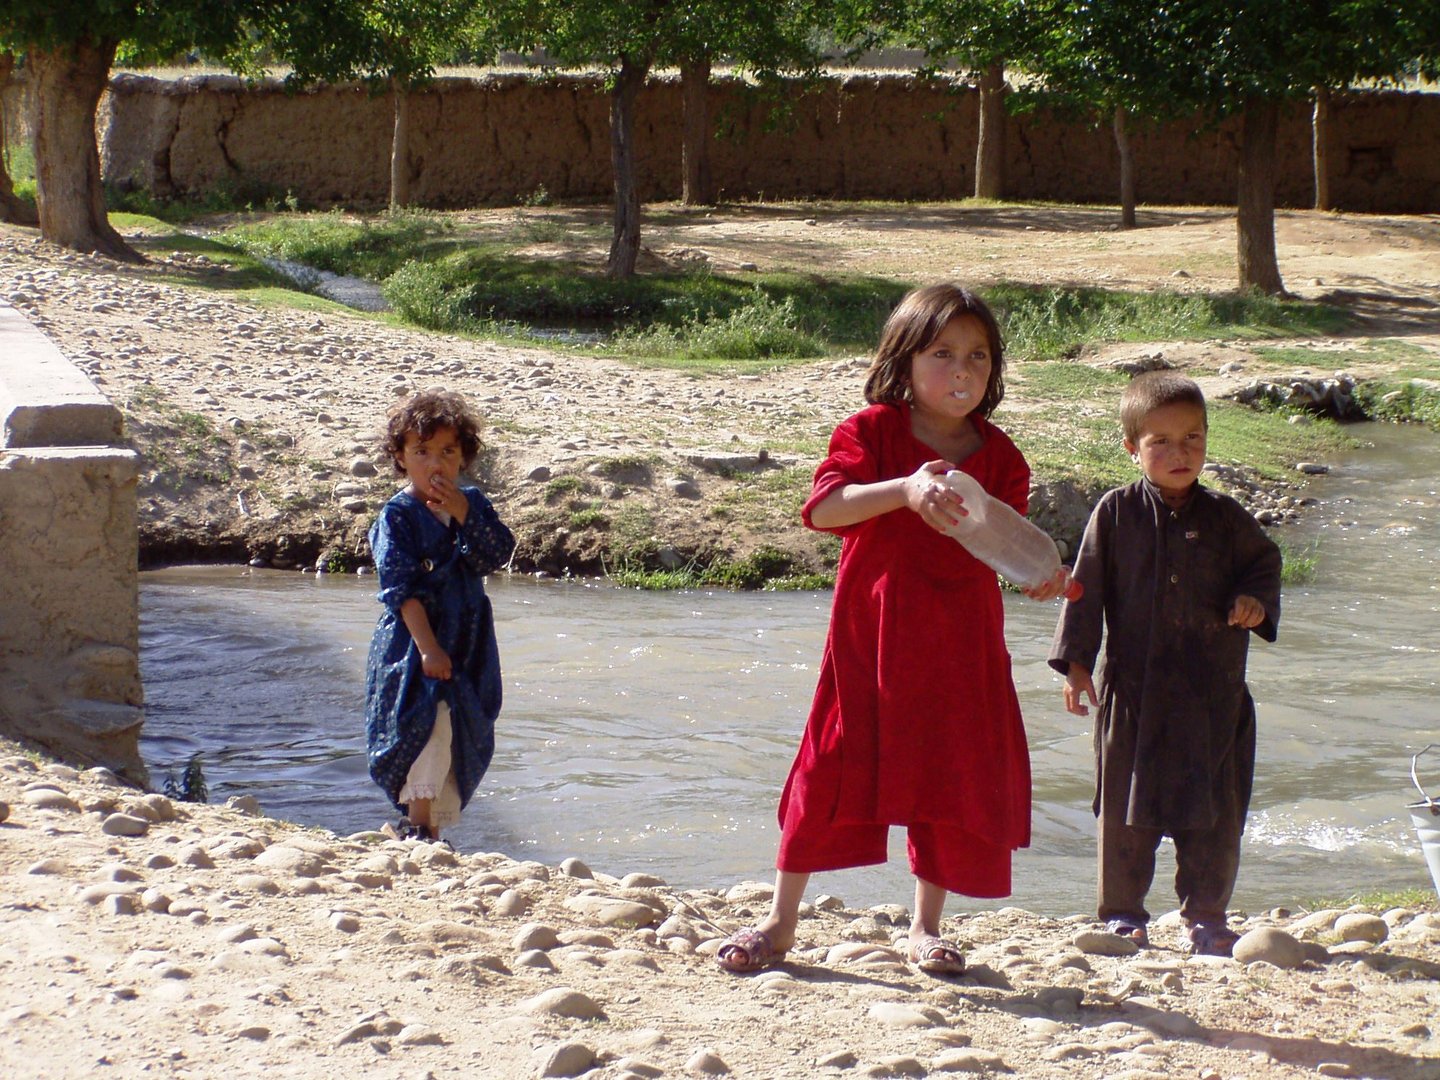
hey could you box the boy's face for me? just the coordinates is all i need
[397,424,463,504]
[1124,402,1207,499]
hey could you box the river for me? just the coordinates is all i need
[139,422,1439,916]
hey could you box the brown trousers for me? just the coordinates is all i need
[1096,757,1245,927]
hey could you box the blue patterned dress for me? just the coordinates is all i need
[365,487,516,817]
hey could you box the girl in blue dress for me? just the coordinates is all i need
[365,389,515,843]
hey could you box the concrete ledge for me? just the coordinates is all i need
[0,306,145,785]
[0,303,124,448]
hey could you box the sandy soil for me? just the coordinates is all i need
[2,205,1439,1079]
[3,743,1439,1080]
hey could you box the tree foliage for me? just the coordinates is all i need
[1015,0,1440,292]
[508,0,828,276]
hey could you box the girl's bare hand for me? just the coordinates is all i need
[1024,566,1074,602]
[425,474,469,523]
[905,460,963,533]
[420,647,452,680]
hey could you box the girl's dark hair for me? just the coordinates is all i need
[384,388,482,473]
[863,283,1006,417]
[1120,370,1208,444]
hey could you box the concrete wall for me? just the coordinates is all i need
[0,303,146,785]
[96,73,1440,213]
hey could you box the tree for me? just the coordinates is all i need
[890,0,1037,200]
[254,1,492,210]
[1021,0,1440,294]
[0,52,39,225]
[510,0,826,277]
[0,2,310,260]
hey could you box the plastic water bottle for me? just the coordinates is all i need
[939,470,1083,600]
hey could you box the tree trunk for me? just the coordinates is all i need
[28,39,139,261]
[680,54,714,206]
[1236,98,1283,295]
[607,55,648,279]
[1113,105,1137,229]
[0,53,38,226]
[390,78,411,210]
[1312,85,1331,212]
[974,60,1005,200]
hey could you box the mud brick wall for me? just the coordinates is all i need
[97,73,1439,213]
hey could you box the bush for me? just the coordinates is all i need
[611,292,824,361]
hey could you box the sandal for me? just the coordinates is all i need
[1105,916,1150,947]
[382,817,425,841]
[716,928,785,973]
[910,935,966,975]
[1188,922,1240,957]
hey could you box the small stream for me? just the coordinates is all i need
[139,422,1439,915]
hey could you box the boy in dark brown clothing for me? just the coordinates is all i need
[1049,371,1281,956]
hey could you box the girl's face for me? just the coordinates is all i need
[397,424,464,503]
[1124,401,1208,500]
[908,314,993,425]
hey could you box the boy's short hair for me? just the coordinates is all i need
[864,283,1006,418]
[384,388,482,473]
[1120,370,1208,443]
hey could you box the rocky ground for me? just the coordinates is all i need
[3,204,1439,577]
[3,741,1439,1079]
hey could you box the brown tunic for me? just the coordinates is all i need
[1049,478,1281,833]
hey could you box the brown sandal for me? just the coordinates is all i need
[910,935,966,975]
[716,928,785,973]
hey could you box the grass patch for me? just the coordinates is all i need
[544,474,596,503]
[568,508,610,530]
[107,178,303,221]
[218,210,459,280]
[1299,887,1438,913]
[121,387,234,484]
[1277,537,1320,586]
[1356,378,1440,429]
[381,245,906,349]
[1004,361,1357,497]
[611,291,825,365]
[3,137,36,206]
[1205,402,1355,482]
[609,545,831,591]
[988,283,1351,361]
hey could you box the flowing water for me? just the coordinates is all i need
[139,423,1439,916]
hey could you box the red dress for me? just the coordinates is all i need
[778,402,1033,863]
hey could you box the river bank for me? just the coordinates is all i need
[3,737,1438,1079]
[3,206,1439,578]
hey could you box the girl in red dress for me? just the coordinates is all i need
[717,284,1069,975]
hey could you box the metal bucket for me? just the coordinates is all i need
[1406,744,1440,900]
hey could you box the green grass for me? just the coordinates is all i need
[1003,361,1357,498]
[609,545,832,591]
[1300,887,1438,913]
[1251,339,1440,429]
[382,246,906,347]
[1206,401,1355,482]
[988,283,1352,361]
[218,210,459,280]
[611,290,824,366]
[1277,537,1320,586]
[3,138,36,205]
[142,212,1358,372]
